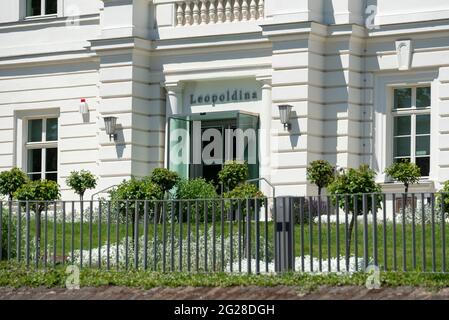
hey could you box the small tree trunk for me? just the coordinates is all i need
[318,187,322,197]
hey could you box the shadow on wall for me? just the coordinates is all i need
[289,110,300,149]
[114,124,125,159]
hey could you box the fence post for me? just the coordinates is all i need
[274,196,294,273]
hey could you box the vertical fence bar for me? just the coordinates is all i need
[411,193,416,270]
[44,203,48,269]
[372,194,378,269]
[134,201,139,270]
[273,198,277,272]
[345,196,349,272]
[162,201,167,273]
[0,201,2,261]
[228,201,233,273]
[354,195,358,272]
[125,201,129,270]
[98,201,102,269]
[53,202,57,267]
[318,196,322,272]
[26,202,30,267]
[195,200,199,273]
[62,202,65,267]
[170,201,175,272]
[35,203,40,269]
[442,193,446,273]
[116,201,120,270]
[143,201,148,271]
[153,202,158,272]
[79,201,83,269]
[382,194,387,272]
[265,198,269,273]
[187,201,191,272]
[179,200,183,272]
[300,197,305,272]
[327,196,331,272]
[89,200,93,268]
[402,193,407,272]
[212,200,216,272]
[71,201,74,267]
[308,196,313,272]
[335,196,340,272]
[204,200,208,272]
[238,199,242,273]
[431,193,436,272]
[221,199,225,272]
[7,201,11,261]
[17,203,22,263]
[392,194,397,271]
[362,194,368,271]
[255,198,260,274]
[421,193,426,272]
[246,198,251,274]
[107,201,111,271]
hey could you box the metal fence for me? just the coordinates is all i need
[1,193,448,274]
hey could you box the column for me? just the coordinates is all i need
[163,81,184,168]
[257,76,273,198]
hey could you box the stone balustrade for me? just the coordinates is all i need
[175,0,264,26]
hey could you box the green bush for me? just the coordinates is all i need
[223,183,265,215]
[437,181,449,214]
[1,213,23,261]
[306,160,335,196]
[385,160,421,193]
[149,168,180,197]
[328,165,382,245]
[176,178,218,222]
[14,180,60,211]
[0,168,28,200]
[218,161,249,191]
[66,170,97,201]
[109,177,162,220]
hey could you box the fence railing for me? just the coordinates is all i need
[1,193,448,274]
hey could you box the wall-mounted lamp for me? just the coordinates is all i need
[79,98,89,115]
[103,116,118,141]
[278,105,293,131]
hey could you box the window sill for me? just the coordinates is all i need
[24,14,58,22]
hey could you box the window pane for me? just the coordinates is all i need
[29,174,41,181]
[417,87,431,108]
[394,158,411,164]
[27,149,42,174]
[416,115,431,135]
[394,116,411,136]
[416,136,430,156]
[46,173,57,182]
[416,157,430,176]
[28,119,42,142]
[46,148,58,172]
[27,0,41,16]
[46,118,58,141]
[394,88,412,109]
[394,137,411,157]
[45,0,57,14]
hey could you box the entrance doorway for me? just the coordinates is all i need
[168,111,260,190]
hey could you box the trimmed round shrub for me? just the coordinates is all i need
[218,161,249,191]
[176,178,218,222]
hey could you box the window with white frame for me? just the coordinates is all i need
[26,118,58,181]
[26,0,57,17]
[392,86,431,177]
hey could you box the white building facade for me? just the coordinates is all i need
[0,0,448,199]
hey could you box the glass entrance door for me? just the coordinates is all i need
[168,111,260,186]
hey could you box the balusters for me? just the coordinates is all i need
[209,1,217,24]
[200,0,208,25]
[241,0,249,21]
[175,0,264,27]
[217,0,224,23]
[225,0,232,22]
[185,1,193,25]
[233,0,241,22]
[250,0,257,20]
[177,2,184,26]
[193,1,200,25]
[258,0,264,18]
